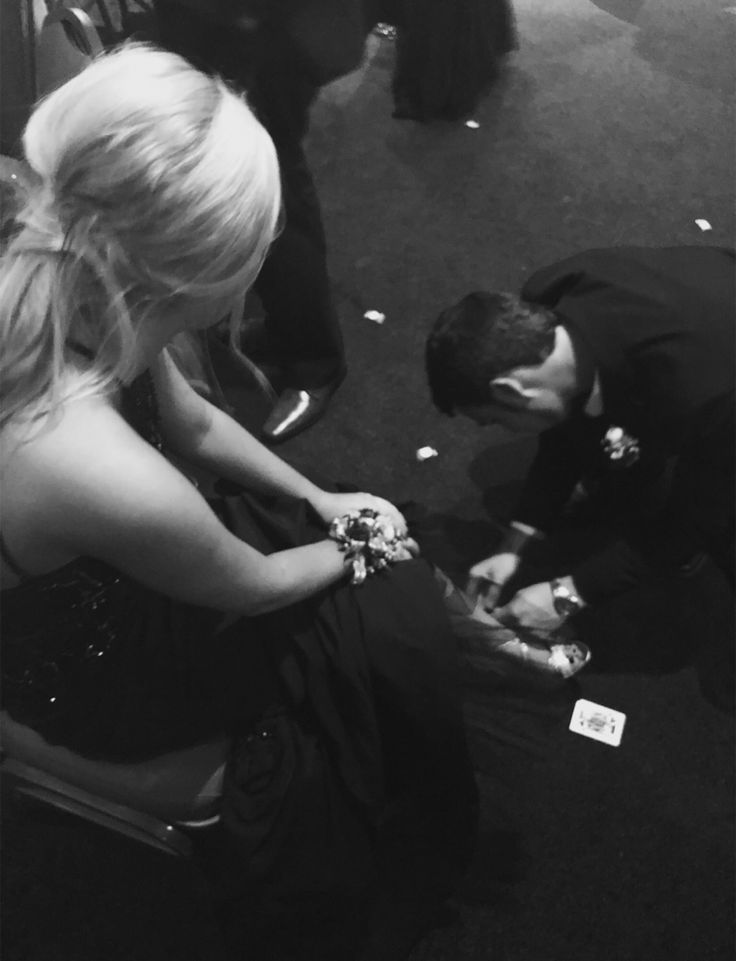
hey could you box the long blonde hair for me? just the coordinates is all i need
[0,43,281,430]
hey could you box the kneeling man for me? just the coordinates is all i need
[426,245,735,710]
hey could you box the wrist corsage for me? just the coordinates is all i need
[329,508,409,585]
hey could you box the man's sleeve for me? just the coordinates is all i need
[521,258,587,311]
[572,538,659,603]
[513,420,590,532]
[571,514,703,604]
[572,453,731,604]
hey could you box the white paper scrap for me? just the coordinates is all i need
[416,446,439,461]
[569,698,626,747]
[465,120,480,129]
[695,219,712,231]
[373,22,397,39]
[363,309,386,324]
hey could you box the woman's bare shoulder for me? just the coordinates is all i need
[1,394,183,563]
[3,394,137,487]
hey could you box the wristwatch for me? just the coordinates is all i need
[550,578,584,618]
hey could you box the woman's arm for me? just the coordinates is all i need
[16,397,352,615]
[155,349,326,503]
[153,349,409,530]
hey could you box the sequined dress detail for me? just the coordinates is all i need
[0,374,221,759]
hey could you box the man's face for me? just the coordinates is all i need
[457,388,570,435]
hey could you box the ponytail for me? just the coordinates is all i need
[0,43,281,434]
[0,182,136,431]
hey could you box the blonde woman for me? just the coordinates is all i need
[0,45,478,960]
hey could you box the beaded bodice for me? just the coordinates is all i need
[119,370,164,453]
[1,373,163,731]
[2,559,135,723]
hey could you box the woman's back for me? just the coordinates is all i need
[0,375,231,760]
[1,388,135,586]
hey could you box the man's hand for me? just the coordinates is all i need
[467,552,521,609]
[493,581,567,633]
[467,521,542,609]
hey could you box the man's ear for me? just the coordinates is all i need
[489,376,534,408]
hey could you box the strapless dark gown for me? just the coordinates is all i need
[1,375,478,960]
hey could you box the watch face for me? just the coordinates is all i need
[552,584,582,617]
[554,595,579,617]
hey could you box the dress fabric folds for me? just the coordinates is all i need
[2,470,477,958]
[387,0,518,120]
[209,494,479,959]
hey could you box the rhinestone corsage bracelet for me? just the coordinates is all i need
[329,508,409,585]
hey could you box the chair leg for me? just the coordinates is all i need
[1,757,218,858]
[13,781,195,856]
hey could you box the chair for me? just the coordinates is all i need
[86,0,156,39]
[0,710,229,858]
[0,1,103,157]
[74,0,117,38]
[35,1,104,96]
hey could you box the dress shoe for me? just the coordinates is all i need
[261,383,337,443]
[440,572,591,681]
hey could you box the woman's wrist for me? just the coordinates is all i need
[307,487,333,521]
[328,508,410,585]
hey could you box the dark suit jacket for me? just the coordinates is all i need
[515,245,735,601]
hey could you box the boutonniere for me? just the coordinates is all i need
[601,425,640,468]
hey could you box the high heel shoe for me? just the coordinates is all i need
[433,569,591,680]
[470,601,591,678]
[494,634,591,679]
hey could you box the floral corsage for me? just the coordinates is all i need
[329,509,409,585]
[601,425,640,468]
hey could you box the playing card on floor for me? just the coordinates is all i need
[569,699,627,747]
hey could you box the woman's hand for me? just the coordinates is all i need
[391,538,421,561]
[311,490,410,537]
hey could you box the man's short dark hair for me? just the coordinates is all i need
[425,291,557,414]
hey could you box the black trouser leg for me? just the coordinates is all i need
[154,4,346,390]
[248,24,345,389]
